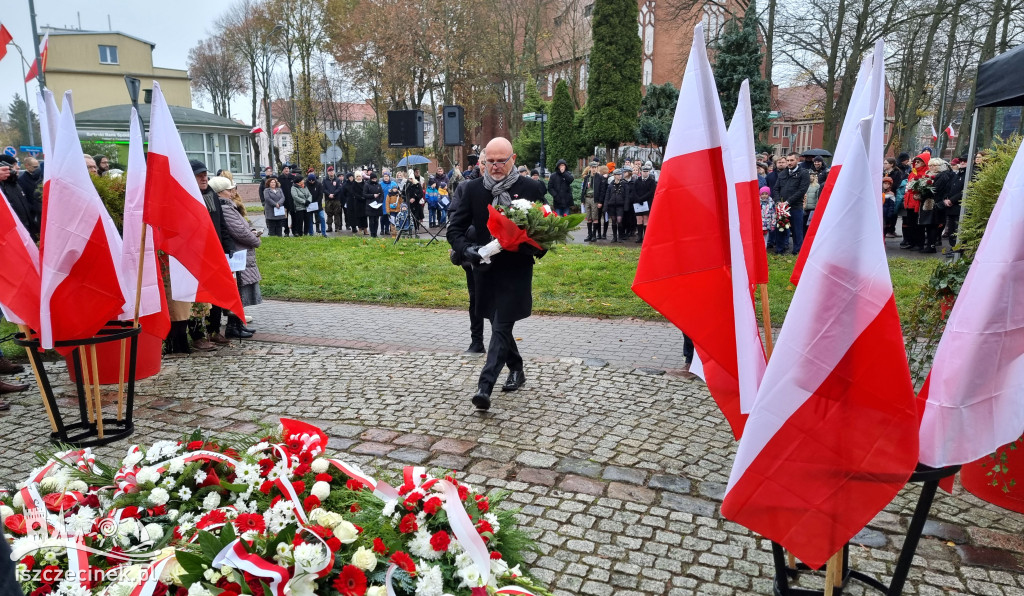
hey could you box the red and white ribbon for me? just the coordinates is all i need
[127,554,175,596]
[212,539,290,596]
[66,535,91,588]
[31,448,99,483]
[273,478,309,525]
[495,588,540,595]
[327,458,399,501]
[439,479,491,588]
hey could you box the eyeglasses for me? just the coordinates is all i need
[484,155,513,168]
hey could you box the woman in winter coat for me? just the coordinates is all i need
[290,177,313,236]
[921,158,952,253]
[404,169,425,227]
[900,151,930,250]
[547,159,575,216]
[349,171,368,234]
[341,172,358,233]
[209,176,260,339]
[262,176,287,237]
[306,171,326,237]
[362,172,384,238]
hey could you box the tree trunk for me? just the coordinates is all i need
[975,0,1004,149]
[935,0,963,157]
[765,0,777,84]
[901,0,948,154]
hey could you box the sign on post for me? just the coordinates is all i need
[2,147,15,158]
[326,129,341,144]
[319,152,329,164]
[20,146,43,156]
[326,146,342,163]
[522,112,536,121]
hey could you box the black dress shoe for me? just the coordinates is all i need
[225,327,254,339]
[501,370,526,392]
[466,342,485,354]
[472,391,491,411]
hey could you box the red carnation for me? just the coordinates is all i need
[294,463,310,476]
[259,480,274,495]
[302,495,321,512]
[430,530,450,552]
[390,551,416,575]
[40,564,63,584]
[29,586,53,596]
[423,497,442,515]
[372,537,388,555]
[148,504,167,517]
[350,503,361,513]
[233,513,266,534]
[346,478,365,491]
[332,565,367,596]
[315,473,333,483]
[476,519,494,535]
[476,498,489,513]
[398,513,418,533]
[490,551,502,560]
[187,441,204,451]
[457,484,470,501]
[291,480,306,495]
[21,555,36,568]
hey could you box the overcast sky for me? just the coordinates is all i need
[1,0,248,124]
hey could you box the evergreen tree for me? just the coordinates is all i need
[712,1,771,136]
[512,79,550,169]
[635,82,679,164]
[546,80,577,172]
[584,0,642,154]
[6,94,41,149]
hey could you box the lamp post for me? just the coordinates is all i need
[263,24,284,171]
[27,0,45,88]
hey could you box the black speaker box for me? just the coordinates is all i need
[387,110,424,148]
[442,105,465,146]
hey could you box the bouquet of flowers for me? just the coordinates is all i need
[2,419,552,596]
[905,173,935,198]
[477,199,584,263]
[775,202,792,232]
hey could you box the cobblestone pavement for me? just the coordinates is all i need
[2,336,1022,596]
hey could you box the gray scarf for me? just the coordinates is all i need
[482,166,520,208]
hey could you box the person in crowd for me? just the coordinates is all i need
[93,154,110,176]
[306,170,326,237]
[447,137,547,411]
[941,158,966,254]
[765,160,779,189]
[187,159,236,349]
[404,169,425,234]
[438,182,451,225]
[425,180,442,227]
[394,168,408,194]
[882,158,904,238]
[263,175,287,237]
[291,175,312,236]
[811,156,829,184]
[920,157,953,253]
[363,172,384,238]
[432,166,447,188]
[633,163,657,243]
[323,166,344,233]
[385,187,402,238]
[604,168,632,243]
[351,171,368,235]
[517,165,529,178]
[897,152,912,177]
[257,167,273,205]
[84,154,98,175]
[279,165,295,237]
[530,169,541,181]
[0,156,38,239]
[341,172,357,233]
[0,317,29,409]
[447,148,486,354]
[900,151,930,251]
[771,152,810,254]
[882,177,896,235]
[448,162,464,194]
[759,186,776,246]
[756,162,769,188]
[463,154,480,178]
[379,170,398,236]
[17,157,42,206]
[595,164,610,240]
[581,162,598,241]
[209,176,259,339]
[621,165,638,239]
[803,174,821,233]
[547,159,575,217]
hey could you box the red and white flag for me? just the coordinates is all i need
[791,45,878,285]
[722,61,918,569]
[944,123,957,139]
[0,187,41,330]
[917,139,1024,467]
[727,80,770,287]
[144,82,244,318]
[931,122,939,143]
[250,126,264,134]
[633,24,752,437]
[0,25,13,63]
[39,91,127,349]
[36,90,60,161]
[24,32,48,83]
[119,108,170,338]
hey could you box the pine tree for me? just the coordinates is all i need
[512,79,550,169]
[712,1,772,136]
[546,80,577,172]
[635,82,679,163]
[6,94,41,150]
[584,0,643,154]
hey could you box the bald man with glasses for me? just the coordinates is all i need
[447,137,548,411]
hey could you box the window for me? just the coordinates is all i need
[772,125,779,137]
[583,2,593,17]
[782,126,791,138]
[98,45,118,64]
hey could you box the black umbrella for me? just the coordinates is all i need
[801,148,833,158]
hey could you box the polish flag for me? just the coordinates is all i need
[0,187,41,331]
[144,82,244,318]
[273,124,284,134]
[931,122,939,143]
[727,80,770,287]
[791,46,878,285]
[0,25,13,63]
[118,108,169,339]
[917,138,1024,467]
[944,123,957,139]
[633,24,750,438]
[39,91,127,349]
[250,126,264,134]
[36,90,60,161]
[722,57,918,569]
[24,32,48,83]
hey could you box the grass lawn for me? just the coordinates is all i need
[256,236,934,326]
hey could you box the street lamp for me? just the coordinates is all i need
[264,24,284,171]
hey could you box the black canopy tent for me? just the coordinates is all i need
[960,44,1024,230]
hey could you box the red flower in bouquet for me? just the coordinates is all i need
[430,530,451,552]
[398,513,418,533]
[477,519,494,535]
[423,496,443,515]
[475,495,489,513]
[197,509,228,529]
[490,551,502,560]
[21,555,36,568]
[346,478,365,491]
[349,503,360,513]
[302,495,320,512]
[315,473,333,483]
[332,565,367,596]
[458,485,470,501]
[372,537,388,555]
[233,513,266,534]
[258,458,274,476]
[40,565,63,584]
[390,551,416,575]
[4,513,26,534]
[43,492,78,512]
[30,586,53,596]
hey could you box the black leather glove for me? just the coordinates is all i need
[463,245,483,265]
[518,244,542,257]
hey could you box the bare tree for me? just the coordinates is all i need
[187,37,248,118]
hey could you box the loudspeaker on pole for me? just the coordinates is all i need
[442,105,465,146]
[387,110,425,148]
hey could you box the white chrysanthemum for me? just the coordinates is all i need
[177,487,192,501]
[293,543,326,573]
[511,198,534,211]
[160,477,176,489]
[202,492,221,511]
[11,491,24,509]
[234,462,261,486]
[310,458,330,474]
[167,509,180,521]
[265,463,290,482]
[483,513,500,533]
[351,546,377,571]
[188,581,215,596]
[246,441,270,456]
[415,563,444,596]
[367,587,386,596]
[122,449,144,468]
[148,487,170,507]
[0,504,14,519]
[265,501,297,534]
[409,528,442,561]
[135,466,160,485]
[167,458,185,474]
[310,481,330,501]
[177,512,195,526]
[143,523,164,543]
[454,551,473,569]
[381,499,397,517]
[147,440,181,462]
[56,578,92,596]
[64,506,97,534]
[193,469,207,484]
[66,480,88,493]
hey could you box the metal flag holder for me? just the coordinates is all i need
[14,320,141,447]
[771,463,961,596]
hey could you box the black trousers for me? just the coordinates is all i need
[902,210,922,247]
[683,334,694,365]
[478,317,523,394]
[464,267,483,344]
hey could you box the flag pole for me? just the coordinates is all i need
[117,223,148,420]
[88,344,104,438]
[78,346,94,423]
[17,325,57,432]
[758,284,774,359]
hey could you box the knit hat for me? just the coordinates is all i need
[388,187,399,195]
[759,186,771,195]
[606,162,615,171]
[208,176,235,193]
[882,176,893,185]
[0,155,15,166]
[613,168,623,175]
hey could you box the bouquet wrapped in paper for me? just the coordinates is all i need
[478,199,585,263]
[775,202,792,232]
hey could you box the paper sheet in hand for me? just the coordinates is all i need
[306,202,319,212]
[369,201,382,210]
[227,250,247,272]
[633,201,650,213]
[273,206,285,217]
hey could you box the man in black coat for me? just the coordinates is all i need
[448,137,546,411]
[547,159,574,216]
[771,152,810,254]
[0,156,38,240]
[279,165,295,236]
[188,159,236,349]
[633,163,657,243]
[322,166,344,232]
